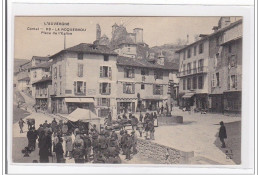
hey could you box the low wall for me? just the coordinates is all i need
[157,116,183,125]
[137,138,194,164]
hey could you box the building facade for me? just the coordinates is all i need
[49,43,118,117]
[208,18,242,113]
[176,38,210,111]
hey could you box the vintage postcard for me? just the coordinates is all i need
[12,16,243,165]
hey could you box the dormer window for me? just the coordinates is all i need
[78,53,83,60]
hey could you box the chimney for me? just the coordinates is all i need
[218,17,231,29]
[96,24,101,40]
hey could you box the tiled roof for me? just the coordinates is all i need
[32,76,52,85]
[32,56,50,61]
[50,43,117,59]
[18,76,30,81]
[175,19,242,53]
[30,61,53,69]
[116,56,178,71]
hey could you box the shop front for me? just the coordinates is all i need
[223,91,241,113]
[116,98,137,114]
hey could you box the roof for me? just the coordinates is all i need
[30,61,53,69]
[221,36,242,46]
[67,108,99,122]
[116,56,178,71]
[50,43,117,59]
[32,56,50,61]
[175,19,242,53]
[32,76,52,85]
[18,76,30,81]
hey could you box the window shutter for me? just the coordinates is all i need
[235,75,238,89]
[124,68,127,78]
[99,83,102,94]
[227,76,230,90]
[84,82,86,94]
[132,69,135,78]
[123,83,126,93]
[100,66,103,77]
[109,67,112,79]
[160,85,163,95]
[74,81,76,94]
[132,102,135,113]
[108,83,111,94]
[81,64,84,77]
[107,98,110,107]
[153,84,156,95]
[132,83,135,94]
[98,109,101,117]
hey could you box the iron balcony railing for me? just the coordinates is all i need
[177,66,208,77]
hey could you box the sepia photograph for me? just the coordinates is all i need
[12,16,243,165]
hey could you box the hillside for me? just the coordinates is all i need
[150,44,185,65]
[14,59,30,74]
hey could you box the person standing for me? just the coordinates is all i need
[149,120,155,140]
[139,113,143,122]
[38,131,49,163]
[131,115,138,131]
[83,134,92,162]
[55,138,64,163]
[27,127,34,151]
[31,127,38,151]
[219,121,227,148]
[65,134,73,158]
[18,118,25,133]
[131,131,137,155]
[125,131,132,160]
[161,104,164,114]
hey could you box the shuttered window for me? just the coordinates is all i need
[78,64,83,77]
[153,84,163,95]
[124,68,135,78]
[99,83,111,95]
[123,83,135,94]
[100,66,112,79]
[74,81,86,95]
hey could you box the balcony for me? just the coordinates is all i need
[177,66,208,77]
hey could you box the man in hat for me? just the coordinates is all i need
[219,121,227,148]
[55,138,64,163]
[42,120,48,129]
[120,130,128,155]
[91,130,99,162]
[18,118,25,133]
[83,134,92,162]
[98,130,108,155]
[125,131,132,160]
[106,137,121,164]
[111,130,118,141]
[131,130,137,155]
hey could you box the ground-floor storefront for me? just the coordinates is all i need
[209,94,224,113]
[51,97,95,114]
[116,98,137,114]
[35,98,48,111]
[223,91,241,113]
[179,92,208,111]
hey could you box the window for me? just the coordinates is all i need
[100,66,112,78]
[33,71,37,78]
[78,53,83,60]
[141,69,149,76]
[123,83,135,94]
[183,78,186,90]
[153,84,163,95]
[198,59,204,72]
[228,55,237,67]
[99,83,111,95]
[97,98,110,107]
[194,46,197,56]
[187,63,191,74]
[74,81,86,95]
[54,83,57,95]
[198,76,203,89]
[154,70,163,80]
[228,45,232,53]
[192,76,197,89]
[104,55,109,61]
[211,74,215,87]
[187,78,191,90]
[187,49,191,58]
[54,67,57,79]
[78,64,83,77]
[230,75,237,89]
[59,65,62,77]
[216,72,220,87]
[199,43,204,54]
[141,83,145,90]
[124,68,135,78]
[193,61,197,73]
[183,64,186,75]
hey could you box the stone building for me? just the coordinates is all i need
[49,43,118,116]
[176,35,210,111]
[176,17,242,113]
[208,18,242,113]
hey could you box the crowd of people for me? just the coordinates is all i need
[20,112,157,164]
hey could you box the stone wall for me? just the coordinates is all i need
[137,138,194,164]
[157,116,183,125]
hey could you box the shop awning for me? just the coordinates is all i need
[182,93,195,99]
[64,98,94,103]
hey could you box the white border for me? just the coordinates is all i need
[6,2,255,175]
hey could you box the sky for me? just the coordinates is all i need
[14,16,241,60]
